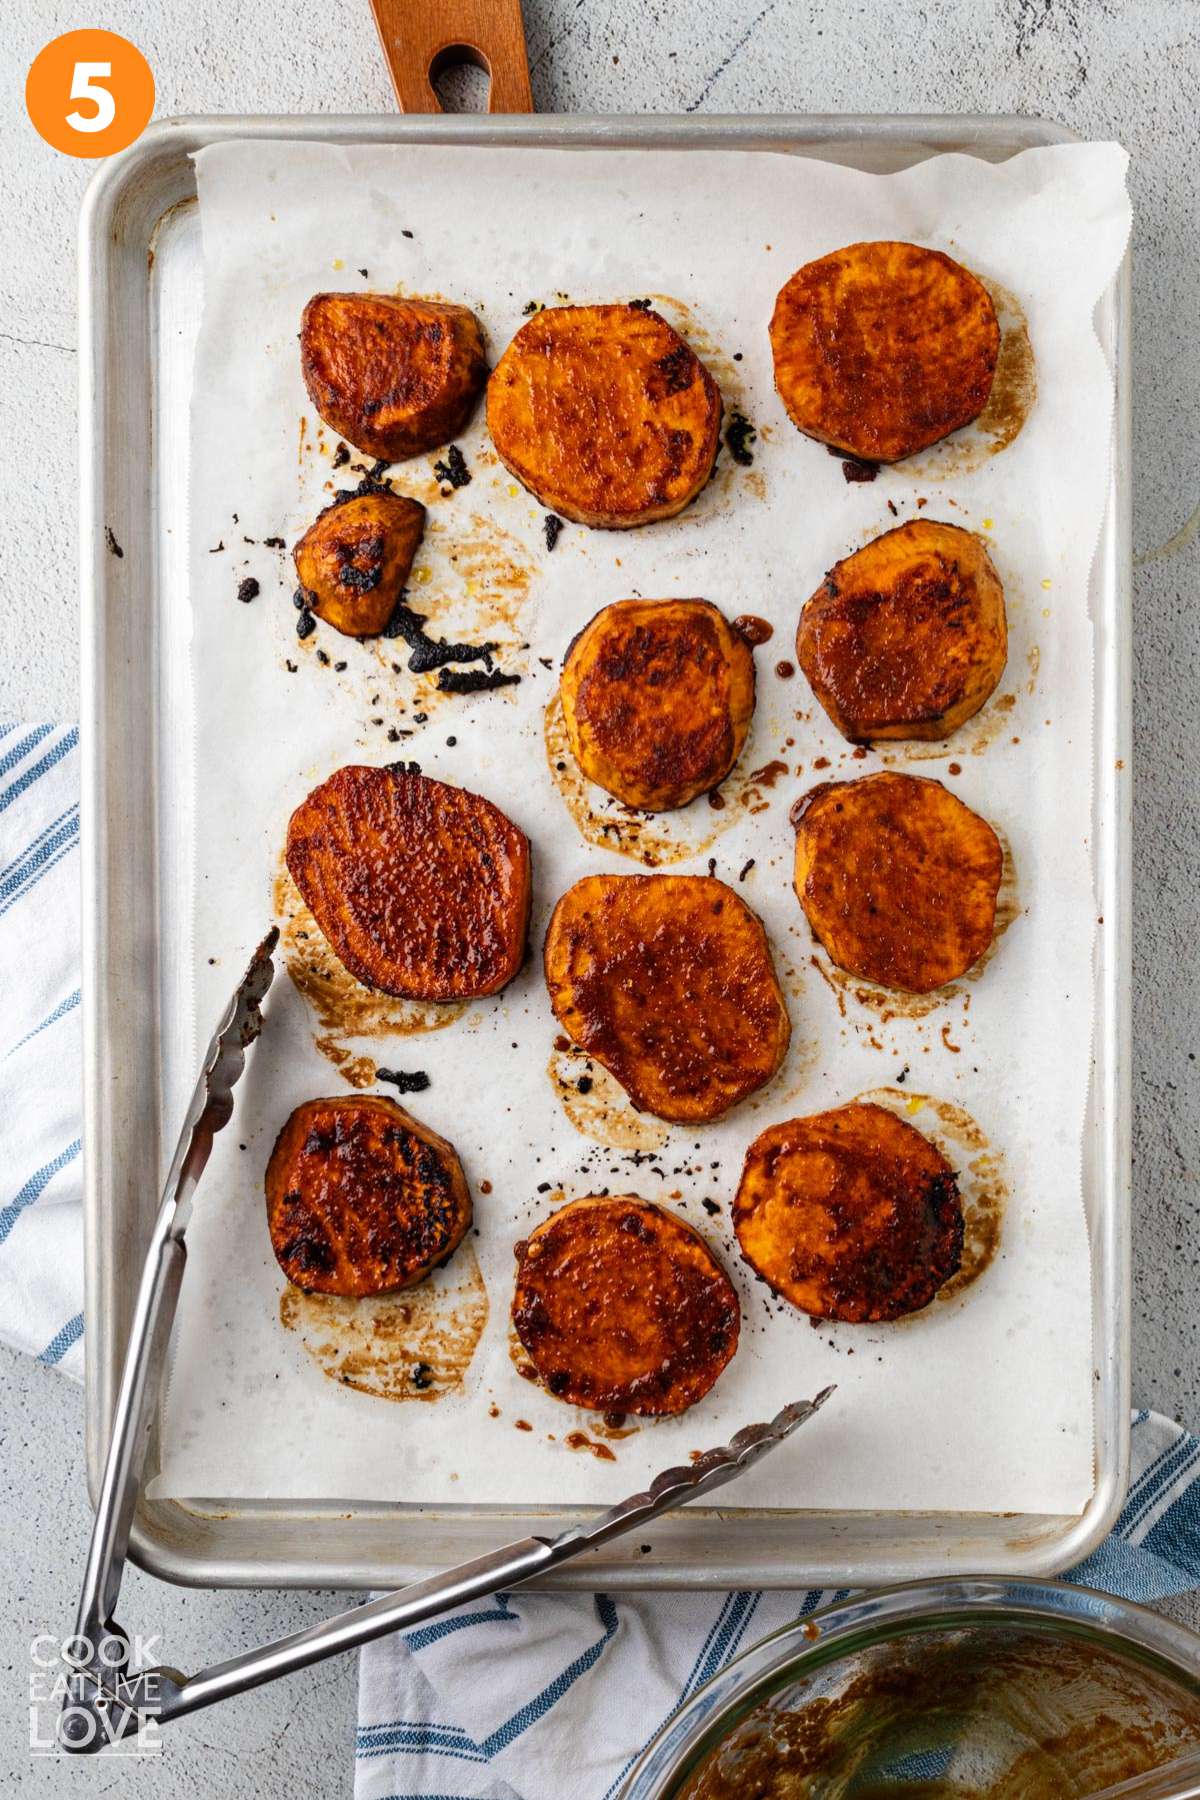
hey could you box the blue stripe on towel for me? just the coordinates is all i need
[0,809,79,909]
[0,725,54,783]
[404,1596,516,1654]
[38,1313,83,1365]
[1124,1435,1200,1536]
[0,727,78,816]
[0,1140,82,1245]
[479,1595,619,1758]
[0,801,78,887]
[5,989,80,1061]
[1143,1466,1200,1580]
[0,832,79,921]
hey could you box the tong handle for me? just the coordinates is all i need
[133,1534,560,1725]
[368,0,533,113]
[70,1195,187,1683]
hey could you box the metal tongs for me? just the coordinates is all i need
[61,932,833,1751]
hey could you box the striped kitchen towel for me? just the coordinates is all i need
[356,1405,1200,1800]
[0,724,84,1376]
[0,728,1195,1797]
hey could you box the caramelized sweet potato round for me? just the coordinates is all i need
[286,764,531,1001]
[733,1102,963,1322]
[770,242,1000,463]
[487,304,722,528]
[266,1095,471,1297]
[301,293,487,462]
[793,771,1003,993]
[560,599,756,810]
[512,1196,740,1415]
[798,520,1007,742]
[293,489,426,638]
[544,874,790,1122]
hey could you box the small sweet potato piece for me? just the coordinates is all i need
[544,874,790,1122]
[792,771,1003,993]
[560,598,755,810]
[286,764,531,1001]
[266,1094,471,1297]
[293,490,425,637]
[301,293,487,462]
[512,1196,740,1415]
[798,520,1007,741]
[487,303,722,528]
[733,1102,963,1322]
[770,242,1000,463]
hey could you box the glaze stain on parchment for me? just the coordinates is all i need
[806,828,1020,1022]
[904,278,1036,480]
[279,1240,488,1401]
[859,1086,1006,1299]
[547,1043,669,1151]
[359,507,533,719]
[634,295,766,518]
[543,695,722,868]
[898,690,1018,765]
[545,698,788,868]
[505,1323,636,1455]
[274,863,465,1078]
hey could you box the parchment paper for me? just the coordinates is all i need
[152,140,1130,1513]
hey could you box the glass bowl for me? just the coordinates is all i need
[621,1578,1200,1798]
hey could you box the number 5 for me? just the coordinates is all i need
[66,61,115,133]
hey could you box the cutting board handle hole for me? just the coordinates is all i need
[430,45,493,112]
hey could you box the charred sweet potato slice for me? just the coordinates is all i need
[798,520,1007,742]
[793,771,1003,993]
[770,242,1000,463]
[265,1094,471,1297]
[512,1196,740,1415]
[487,304,722,528]
[301,293,487,462]
[544,874,790,1122]
[293,489,425,637]
[733,1102,963,1322]
[560,599,756,810]
[286,764,531,1001]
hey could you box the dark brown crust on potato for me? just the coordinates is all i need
[512,1197,740,1415]
[293,490,426,638]
[797,520,1007,742]
[770,242,1000,463]
[487,304,722,528]
[265,1095,471,1297]
[301,294,487,462]
[286,764,531,1001]
[792,771,1003,994]
[544,874,790,1122]
[560,599,756,810]
[733,1102,963,1322]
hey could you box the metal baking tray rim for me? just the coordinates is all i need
[80,111,1131,1590]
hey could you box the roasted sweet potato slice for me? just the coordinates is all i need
[770,242,1000,463]
[792,771,1003,993]
[797,520,1007,742]
[487,303,722,528]
[301,293,487,462]
[293,489,425,638]
[266,1094,471,1297]
[560,599,756,810]
[512,1196,739,1415]
[544,874,790,1122]
[286,764,531,1001]
[733,1102,963,1322]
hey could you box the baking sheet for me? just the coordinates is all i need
[152,140,1130,1514]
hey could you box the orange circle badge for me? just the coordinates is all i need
[26,30,154,158]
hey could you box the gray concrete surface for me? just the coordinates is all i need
[1,0,1198,1793]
